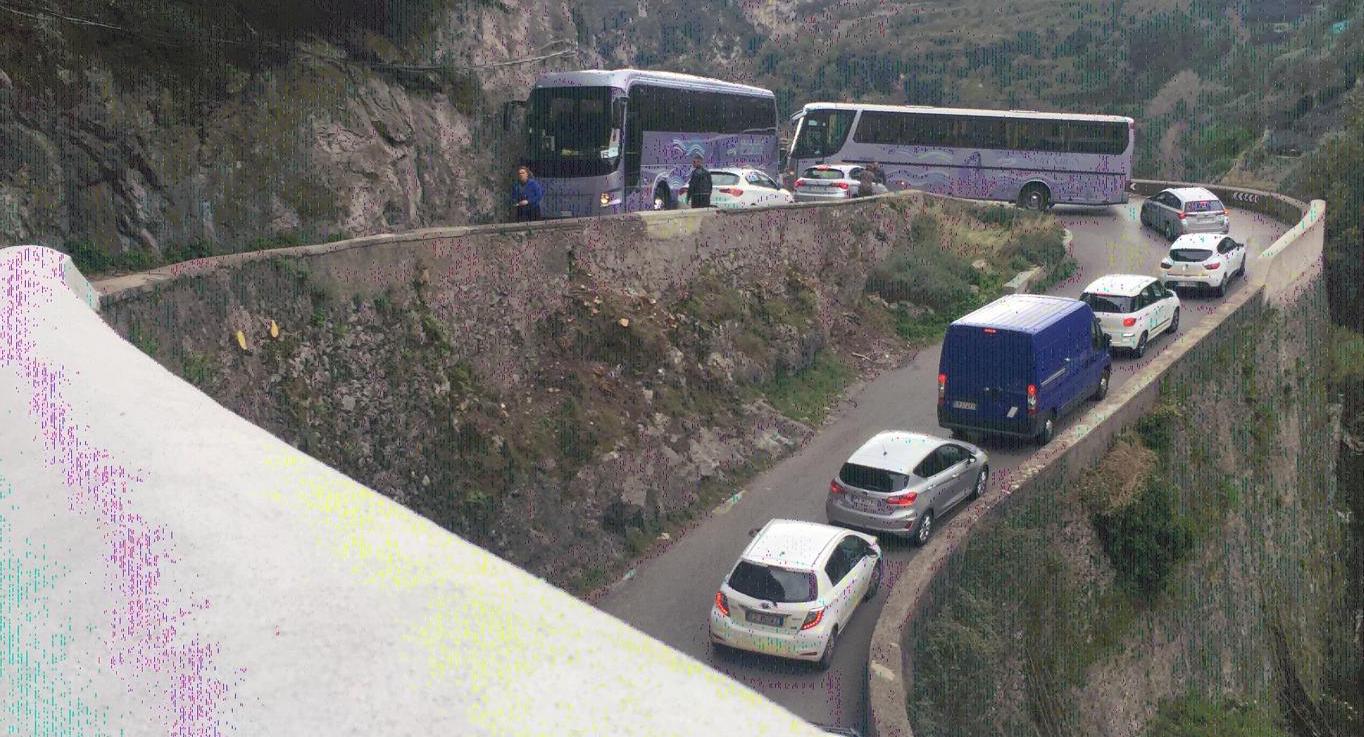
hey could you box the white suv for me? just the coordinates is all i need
[1159,234,1248,298]
[1081,274,1180,358]
[709,519,882,670]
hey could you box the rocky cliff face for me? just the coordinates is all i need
[0,2,591,260]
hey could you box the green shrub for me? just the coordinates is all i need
[866,245,976,313]
[1011,226,1067,269]
[1145,693,1289,737]
[1092,478,1195,599]
[1134,401,1183,456]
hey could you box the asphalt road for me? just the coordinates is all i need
[596,198,1289,730]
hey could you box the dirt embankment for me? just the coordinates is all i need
[98,196,1065,591]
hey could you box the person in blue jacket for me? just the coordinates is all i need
[513,165,543,222]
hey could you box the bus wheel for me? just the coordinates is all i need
[653,185,672,211]
[1019,183,1050,211]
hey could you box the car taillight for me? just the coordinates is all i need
[794,179,805,188]
[829,479,845,495]
[800,607,825,631]
[714,591,729,617]
[1122,317,1136,327]
[1205,261,1221,270]
[886,491,918,506]
[937,373,946,404]
[835,182,849,190]
[719,187,744,196]
[1160,259,1173,269]
[1027,384,1037,415]
[1177,212,1187,220]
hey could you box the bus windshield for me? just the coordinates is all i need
[527,86,619,177]
[791,109,856,159]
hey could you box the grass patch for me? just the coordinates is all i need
[760,351,853,426]
[1145,693,1289,737]
[1329,325,1364,386]
[1092,476,1196,600]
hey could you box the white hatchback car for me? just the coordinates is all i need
[709,519,882,670]
[698,168,795,209]
[1080,274,1181,358]
[1159,233,1249,298]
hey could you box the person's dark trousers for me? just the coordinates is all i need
[690,195,711,208]
[515,204,541,221]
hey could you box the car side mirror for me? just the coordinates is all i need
[1103,333,1112,348]
[748,527,760,538]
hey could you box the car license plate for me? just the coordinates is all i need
[745,610,784,627]
[849,493,881,513]
[953,400,977,410]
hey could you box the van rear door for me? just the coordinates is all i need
[941,325,1032,432]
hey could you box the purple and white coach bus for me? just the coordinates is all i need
[525,69,779,218]
[786,102,1135,210]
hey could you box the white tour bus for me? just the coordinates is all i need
[786,102,1135,209]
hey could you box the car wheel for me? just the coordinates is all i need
[1093,368,1111,401]
[1215,277,1227,298]
[1139,207,1149,226]
[1019,183,1050,211]
[1134,331,1148,358]
[1036,414,1056,446]
[912,510,935,547]
[1237,260,1247,279]
[969,465,989,500]
[1165,220,1179,241]
[816,626,839,671]
[1169,307,1180,334]
[863,558,884,602]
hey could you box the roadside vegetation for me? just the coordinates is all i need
[912,302,1357,737]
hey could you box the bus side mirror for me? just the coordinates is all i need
[502,99,525,132]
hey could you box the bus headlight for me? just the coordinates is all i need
[600,192,610,207]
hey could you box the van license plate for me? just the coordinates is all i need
[952,400,977,410]
[745,610,784,626]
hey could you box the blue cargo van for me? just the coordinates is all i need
[937,294,1112,445]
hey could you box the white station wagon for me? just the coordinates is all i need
[1080,274,1181,358]
[709,519,882,670]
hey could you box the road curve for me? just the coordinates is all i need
[595,198,1289,730]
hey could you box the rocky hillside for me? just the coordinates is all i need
[0,0,590,262]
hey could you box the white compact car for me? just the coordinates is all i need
[1080,274,1181,358]
[682,168,793,209]
[1159,233,1248,298]
[709,519,882,670]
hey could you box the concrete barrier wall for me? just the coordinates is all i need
[866,183,1326,737]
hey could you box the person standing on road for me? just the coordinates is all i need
[512,165,543,222]
[687,154,713,208]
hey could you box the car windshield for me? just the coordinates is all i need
[838,462,910,492]
[802,167,847,180]
[711,172,741,186]
[728,561,817,603]
[1184,199,1223,213]
[1171,248,1213,262]
[1081,292,1134,314]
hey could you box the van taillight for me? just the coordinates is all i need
[714,591,729,617]
[1027,384,1037,415]
[937,373,946,404]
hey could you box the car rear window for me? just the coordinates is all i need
[728,561,817,603]
[838,462,909,492]
[1081,292,1133,314]
[711,172,741,186]
[1170,248,1213,262]
[1184,199,1223,213]
[802,167,846,180]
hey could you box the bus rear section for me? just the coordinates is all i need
[937,325,1037,438]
